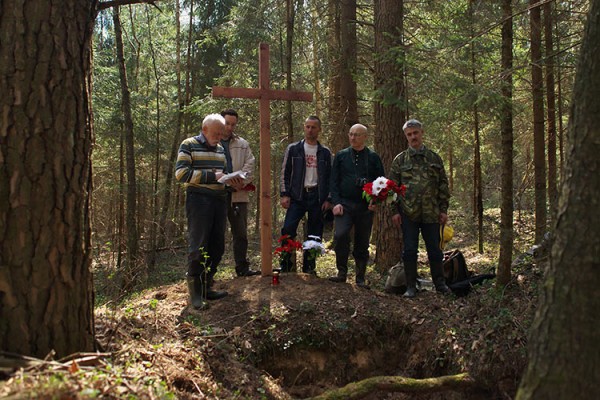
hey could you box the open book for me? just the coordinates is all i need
[217,170,247,184]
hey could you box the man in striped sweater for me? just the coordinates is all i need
[175,114,230,309]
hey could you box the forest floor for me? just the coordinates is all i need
[0,210,547,399]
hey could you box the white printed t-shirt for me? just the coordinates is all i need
[303,142,318,188]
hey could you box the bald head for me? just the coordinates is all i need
[349,124,368,151]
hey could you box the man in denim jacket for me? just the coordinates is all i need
[279,116,332,274]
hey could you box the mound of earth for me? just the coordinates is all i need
[90,263,538,399]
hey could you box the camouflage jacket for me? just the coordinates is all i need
[388,146,450,223]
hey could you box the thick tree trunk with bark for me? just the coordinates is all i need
[329,0,358,153]
[327,0,343,152]
[498,0,514,286]
[530,0,547,243]
[339,0,358,134]
[517,1,600,397]
[0,0,95,357]
[373,0,406,269]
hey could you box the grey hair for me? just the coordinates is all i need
[202,113,226,128]
[402,119,423,130]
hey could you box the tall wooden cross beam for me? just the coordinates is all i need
[212,43,313,276]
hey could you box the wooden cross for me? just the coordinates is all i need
[212,43,313,276]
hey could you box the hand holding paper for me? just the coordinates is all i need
[217,170,247,184]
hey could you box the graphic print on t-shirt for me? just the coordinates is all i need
[306,154,317,169]
[304,143,318,188]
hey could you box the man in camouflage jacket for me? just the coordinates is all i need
[389,119,451,298]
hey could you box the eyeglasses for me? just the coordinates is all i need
[348,132,365,137]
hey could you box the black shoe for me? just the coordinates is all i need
[206,290,228,300]
[435,284,451,294]
[403,287,417,298]
[356,281,370,290]
[328,275,347,283]
[304,269,318,276]
[237,269,261,277]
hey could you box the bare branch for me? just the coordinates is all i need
[97,0,160,12]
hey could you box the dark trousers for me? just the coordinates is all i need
[333,201,374,275]
[227,196,250,274]
[280,189,324,272]
[186,190,227,280]
[400,213,443,265]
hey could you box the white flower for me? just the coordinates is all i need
[386,192,398,204]
[371,176,389,196]
[302,239,325,255]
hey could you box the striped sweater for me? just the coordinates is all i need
[175,134,227,193]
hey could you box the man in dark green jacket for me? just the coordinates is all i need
[389,119,451,297]
[328,124,385,288]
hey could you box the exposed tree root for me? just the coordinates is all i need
[308,372,476,400]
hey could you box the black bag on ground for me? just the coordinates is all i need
[443,249,497,296]
[443,249,471,285]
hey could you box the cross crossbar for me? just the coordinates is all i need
[212,43,313,276]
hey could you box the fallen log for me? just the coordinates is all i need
[308,372,476,400]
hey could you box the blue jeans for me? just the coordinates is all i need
[333,201,373,275]
[186,190,227,279]
[280,189,324,272]
[400,213,443,265]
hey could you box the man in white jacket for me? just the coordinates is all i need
[220,109,260,277]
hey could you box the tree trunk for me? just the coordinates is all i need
[329,0,358,154]
[339,0,358,137]
[517,2,600,397]
[147,6,161,267]
[118,124,125,270]
[544,1,558,222]
[285,0,296,142]
[469,0,483,254]
[498,0,514,286]
[530,0,547,243]
[448,142,454,193]
[327,0,342,149]
[158,0,185,248]
[555,29,565,171]
[373,0,405,270]
[114,6,140,290]
[311,0,323,116]
[0,0,95,357]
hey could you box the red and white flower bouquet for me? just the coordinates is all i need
[362,176,406,205]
